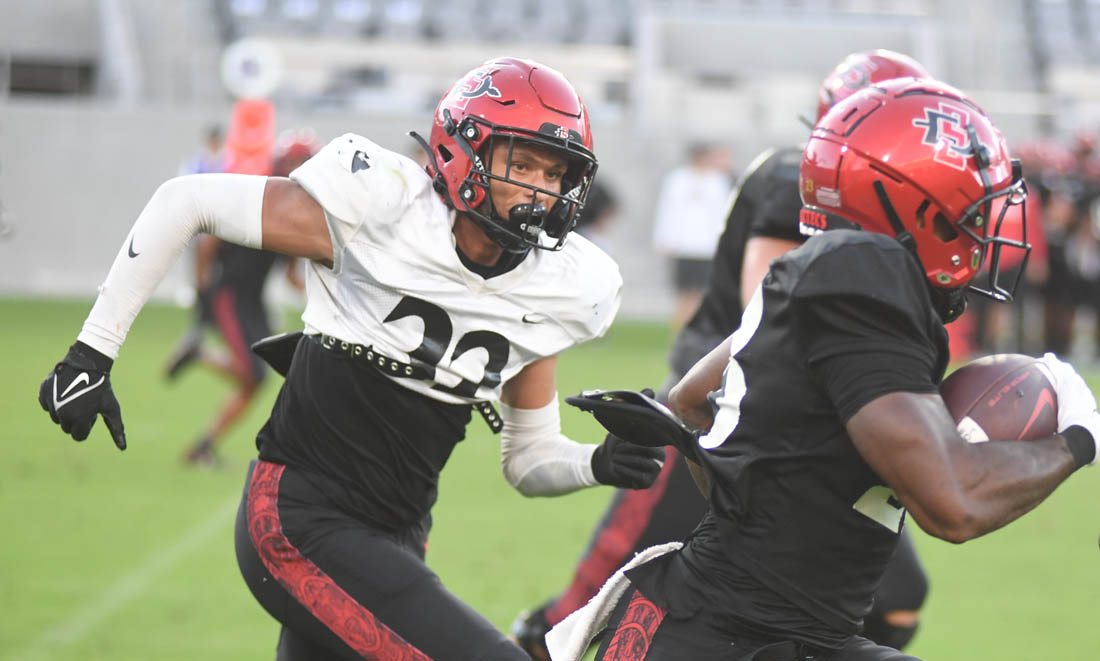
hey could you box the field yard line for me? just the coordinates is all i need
[11,494,240,661]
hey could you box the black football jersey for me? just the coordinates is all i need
[631,230,950,649]
[670,146,806,376]
[210,242,279,297]
[257,335,473,533]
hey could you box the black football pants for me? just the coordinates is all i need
[544,454,928,647]
[595,587,920,661]
[235,460,526,661]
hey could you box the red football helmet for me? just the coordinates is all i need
[412,57,597,252]
[816,49,931,122]
[272,128,320,177]
[801,78,1029,320]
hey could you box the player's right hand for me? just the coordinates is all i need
[38,341,127,450]
[1038,352,1100,464]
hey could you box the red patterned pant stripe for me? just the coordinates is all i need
[211,288,252,376]
[547,447,680,625]
[602,589,667,661]
[246,460,433,660]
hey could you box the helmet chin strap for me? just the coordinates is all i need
[873,181,917,253]
[873,180,969,324]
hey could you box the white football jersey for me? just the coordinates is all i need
[290,133,622,405]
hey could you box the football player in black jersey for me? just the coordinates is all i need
[164,135,315,467]
[577,79,1100,661]
[37,58,665,661]
[513,50,934,658]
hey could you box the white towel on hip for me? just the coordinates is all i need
[544,541,683,661]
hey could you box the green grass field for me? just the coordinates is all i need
[2,298,1098,660]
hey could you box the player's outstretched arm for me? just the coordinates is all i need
[847,387,1097,543]
[499,358,664,496]
[38,174,331,448]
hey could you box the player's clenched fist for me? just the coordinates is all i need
[38,341,127,450]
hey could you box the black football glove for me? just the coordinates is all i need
[566,387,699,461]
[590,432,665,490]
[38,341,127,450]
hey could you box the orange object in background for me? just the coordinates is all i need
[224,98,275,175]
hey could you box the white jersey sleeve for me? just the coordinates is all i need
[289,133,433,273]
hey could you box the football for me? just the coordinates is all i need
[940,353,1058,443]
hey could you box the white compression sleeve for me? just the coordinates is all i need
[500,397,600,497]
[78,174,266,358]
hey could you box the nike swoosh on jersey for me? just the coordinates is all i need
[128,236,140,258]
[521,312,547,324]
[54,371,106,410]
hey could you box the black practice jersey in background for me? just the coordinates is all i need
[670,146,805,376]
[209,243,279,297]
[256,335,472,533]
[630,230,950,649]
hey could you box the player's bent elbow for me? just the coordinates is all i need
[668,381,704,424]
[501,463,534,496]
[148,176,215,234]
[667,382,688,418]
[910,506,982,544]
[150,177,194,213]
[500,460,587,498]
[501,461,545,497]
[502,472,556,498]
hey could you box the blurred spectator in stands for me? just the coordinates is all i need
[164,131,316,467]
[178,124,225,176]
[574,178,619,253]
[652,143,732,329]
[967,177,1048,357]
[1041,130,1100,358]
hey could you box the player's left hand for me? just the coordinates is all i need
[38,341,127,450]
[591,432,665,489]
[1038,352,1100,464]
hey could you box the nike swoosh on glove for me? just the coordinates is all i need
[591,432,666,489]
[39,341,127,450]
[1038,352,1100,464]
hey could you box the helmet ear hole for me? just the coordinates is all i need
[436,144,453,164]
[932,212,958,242]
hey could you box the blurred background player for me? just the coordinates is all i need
[513,49,934,658]
[651,142,733,329]
[573,178,620,253]
[165,131,315,466]
[178,123,226,176]
[1039,131,1100,358]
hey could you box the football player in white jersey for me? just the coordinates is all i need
[38,57,664,660]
